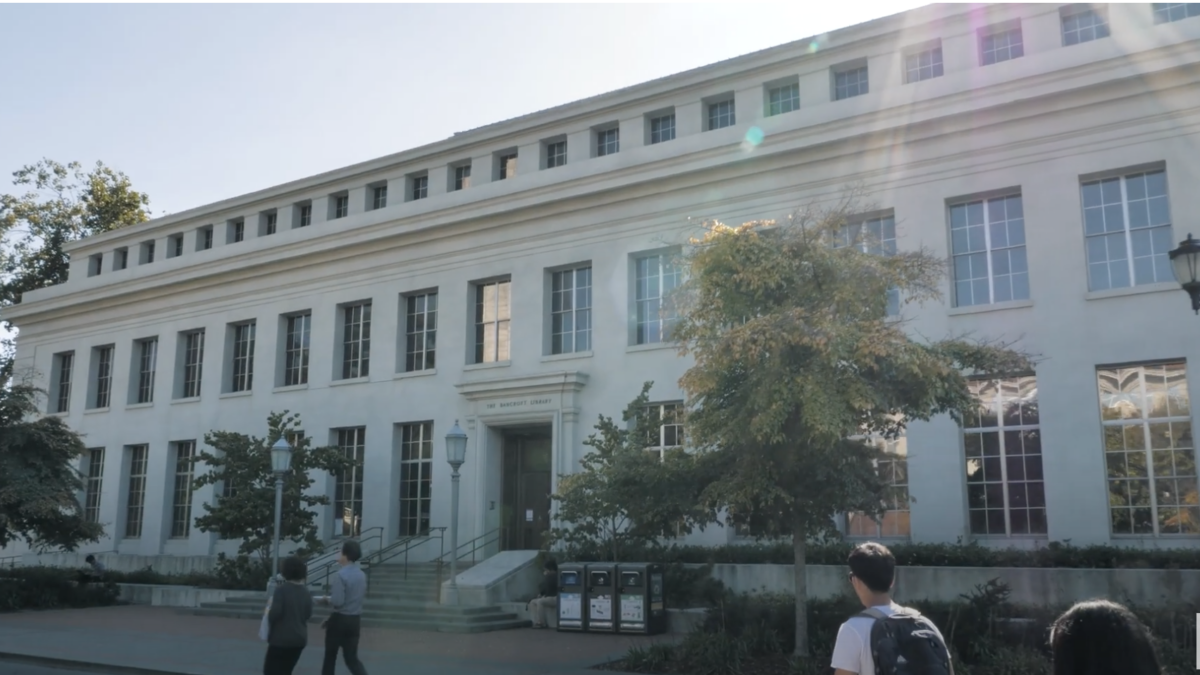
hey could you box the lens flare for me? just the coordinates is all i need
[742,126,764,151]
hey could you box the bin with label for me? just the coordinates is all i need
[585,563,617,632]
[556,564,587,632]
[617,563,666,635]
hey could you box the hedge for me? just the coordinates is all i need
[0,567,120,612]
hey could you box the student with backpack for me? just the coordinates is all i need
[831,542,954,675]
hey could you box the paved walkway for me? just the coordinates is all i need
[0,606,665,675]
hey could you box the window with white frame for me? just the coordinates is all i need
[499,153,517,180]
[232,219,245,242]
[950,194,1029,307]
[399,422,433,537]
[405,292,437,372]
[644,402,685,460]
[341,302,371,379]
[200,226,214,250]
[142,240,155,264]
[333,195,349,219]
[1061,5,1110,45]
[134,337,157,404]
[1098,362,1198,536]
[89,254,103,276]
[635,253,681,345]
[265,213,277,235]
[1082,170,1173,291]
[836,215,900,316]
[230,322,255,393]
[834,66,869,100]
[475,280,511,363]
[124,445,148,539]
[170,441,195,538]
[650,114,675,144]
[454,165,471,191]
[83,448,104,524]
[180,330,205,398]
[963,375,1046,537]
[299,204,313,227]
[53,352,74,413]
[845,431,910,538]
[283,312,310,387]
[116,248,129,269]
[552,267,591,354]
[767,82,800,116]
[334,427,365,538]
[92,345,114,409]
[372,185,388,210]
[546,141,567,169]
[411,176,428,201]
[1153,2,1200,23]
[171,234,184,258]
[981,24,1024,65]
[707,100,735,130]
[905,45,944,83]
[596,128,619,157]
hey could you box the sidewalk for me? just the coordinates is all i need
[0,606,666,675]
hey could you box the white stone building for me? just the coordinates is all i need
[5,2,1200,566]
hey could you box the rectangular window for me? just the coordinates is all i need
[181,330,205,398]
[499,153,517,180]
[116,248,129,270]
[650,114,676,144]
[231,322,256,393]
[89,254,103,276]
[92,345,114,409]
[964,375,1046,537]
[552,267,592,354]
[846,432,910,537]
[334,428,366,538]
[767,83,800,116]
[1082,170,1173,291]
[170,441,195,538]
[644,402,685,460]
[341,302,371,379]
[981,25,1024,65]
[143,241,156,264]
[399,422,433,537]
[1098,362,1198,536]
[1062,6,1110,45]
[405,292,438,372]
[475,280,511,363]
[202,227,213,250]
[83,448,104,525]
[835,66,869,100]
[334,196,349,219]
[284,313,311,386]
[411,176,428,201]
[135,338,158,404]
[836,216,900,315]
[1153,3,1200,23]
[905,46,944,83]
[454,165,471,191]
[950,194,1029,307]
[233,220,245,242]
[596,128,619,157]
[299,204,313,227]
[265,213,277,235]
[707,100,735,130]
[53,352,74,413]
[124,445,148,539]
[171,234,184,258]
[546,141,567,169]
[372,185,388,210]
[635,254,681,344]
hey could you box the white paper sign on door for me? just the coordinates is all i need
[525,509,534,522]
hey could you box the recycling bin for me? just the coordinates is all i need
[585,563,617,632]
[617,563,667,635]
[556,563,586,632]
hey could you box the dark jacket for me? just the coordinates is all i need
[268,582,314,648]
[538,573,558,597]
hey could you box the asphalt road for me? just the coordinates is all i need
[0,662,126,675]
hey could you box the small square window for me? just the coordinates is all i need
[1153,3,1200,23]
[411,176,428,201]
[141,240,156,265]
[298,204,313,227]
[1061,6,1110,46]
[499,153,517,180]
[834,66,869,100]
[88,254,103,277]
[649,114,675,144]
[372,185,388,210]
[546,141,567,169]
[171,234,184,257]
[454,165,471,191]
[766,82,800,116]
[905,45,944,83]
[265,212,277,235]
[115,248,129,270]
[200,226,213,250]
[231,220,245,243]
[707,100,735,130]
[334,195,349,219]
[981,24,1024,65]
[596,128,619,157]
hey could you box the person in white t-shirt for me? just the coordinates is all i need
[830,542,950,675]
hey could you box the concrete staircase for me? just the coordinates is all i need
[189,563,530,633]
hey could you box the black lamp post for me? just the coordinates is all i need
[1169,234,1200,314]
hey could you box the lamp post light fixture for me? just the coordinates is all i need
[269,437,293,582]
[1169,233,1200,314]
[444,420,468,605]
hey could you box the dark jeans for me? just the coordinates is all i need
[263,645,304,675]
[322,613,368,675]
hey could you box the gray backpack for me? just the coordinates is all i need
[858,607,954,675]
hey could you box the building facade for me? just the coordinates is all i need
[6,3,1200,562]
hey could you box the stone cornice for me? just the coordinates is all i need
[455,371,589,401]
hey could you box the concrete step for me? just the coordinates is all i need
[189,602,529,633]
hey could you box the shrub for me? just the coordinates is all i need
[0,567,118,612]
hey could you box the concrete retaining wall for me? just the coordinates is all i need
[116,584,249,608]
[702,564,1200,608]
[30,552,219,574]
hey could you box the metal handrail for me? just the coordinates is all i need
[306,526,384,591]
[0,555,21,570]
[433,528,500,589]
[363,528,446,584]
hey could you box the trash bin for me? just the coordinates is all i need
[617,563,667,635]
[585,563,617,632]
[556,563,586,632]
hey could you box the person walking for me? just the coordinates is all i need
[263,556,313,675]
[527,559,559,628]
[1049,600,1161,675]
[318,540,369,675]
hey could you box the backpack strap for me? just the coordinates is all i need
[857,607,888,621]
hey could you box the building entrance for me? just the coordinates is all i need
[500,426,552,551]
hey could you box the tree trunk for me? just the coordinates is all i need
[793,517,809,658]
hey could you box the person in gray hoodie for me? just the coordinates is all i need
[263,556,314,675]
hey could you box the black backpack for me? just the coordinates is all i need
[858,607,954,675]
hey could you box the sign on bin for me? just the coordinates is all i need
[620,570,645,630]
[557,566,585,631]
[587,566,616,631]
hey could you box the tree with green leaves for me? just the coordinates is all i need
[672,192,1032,657]
[189,411,357,573]
[548,382,711,561]
[0,159,150,382]
[0,382,104,551]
